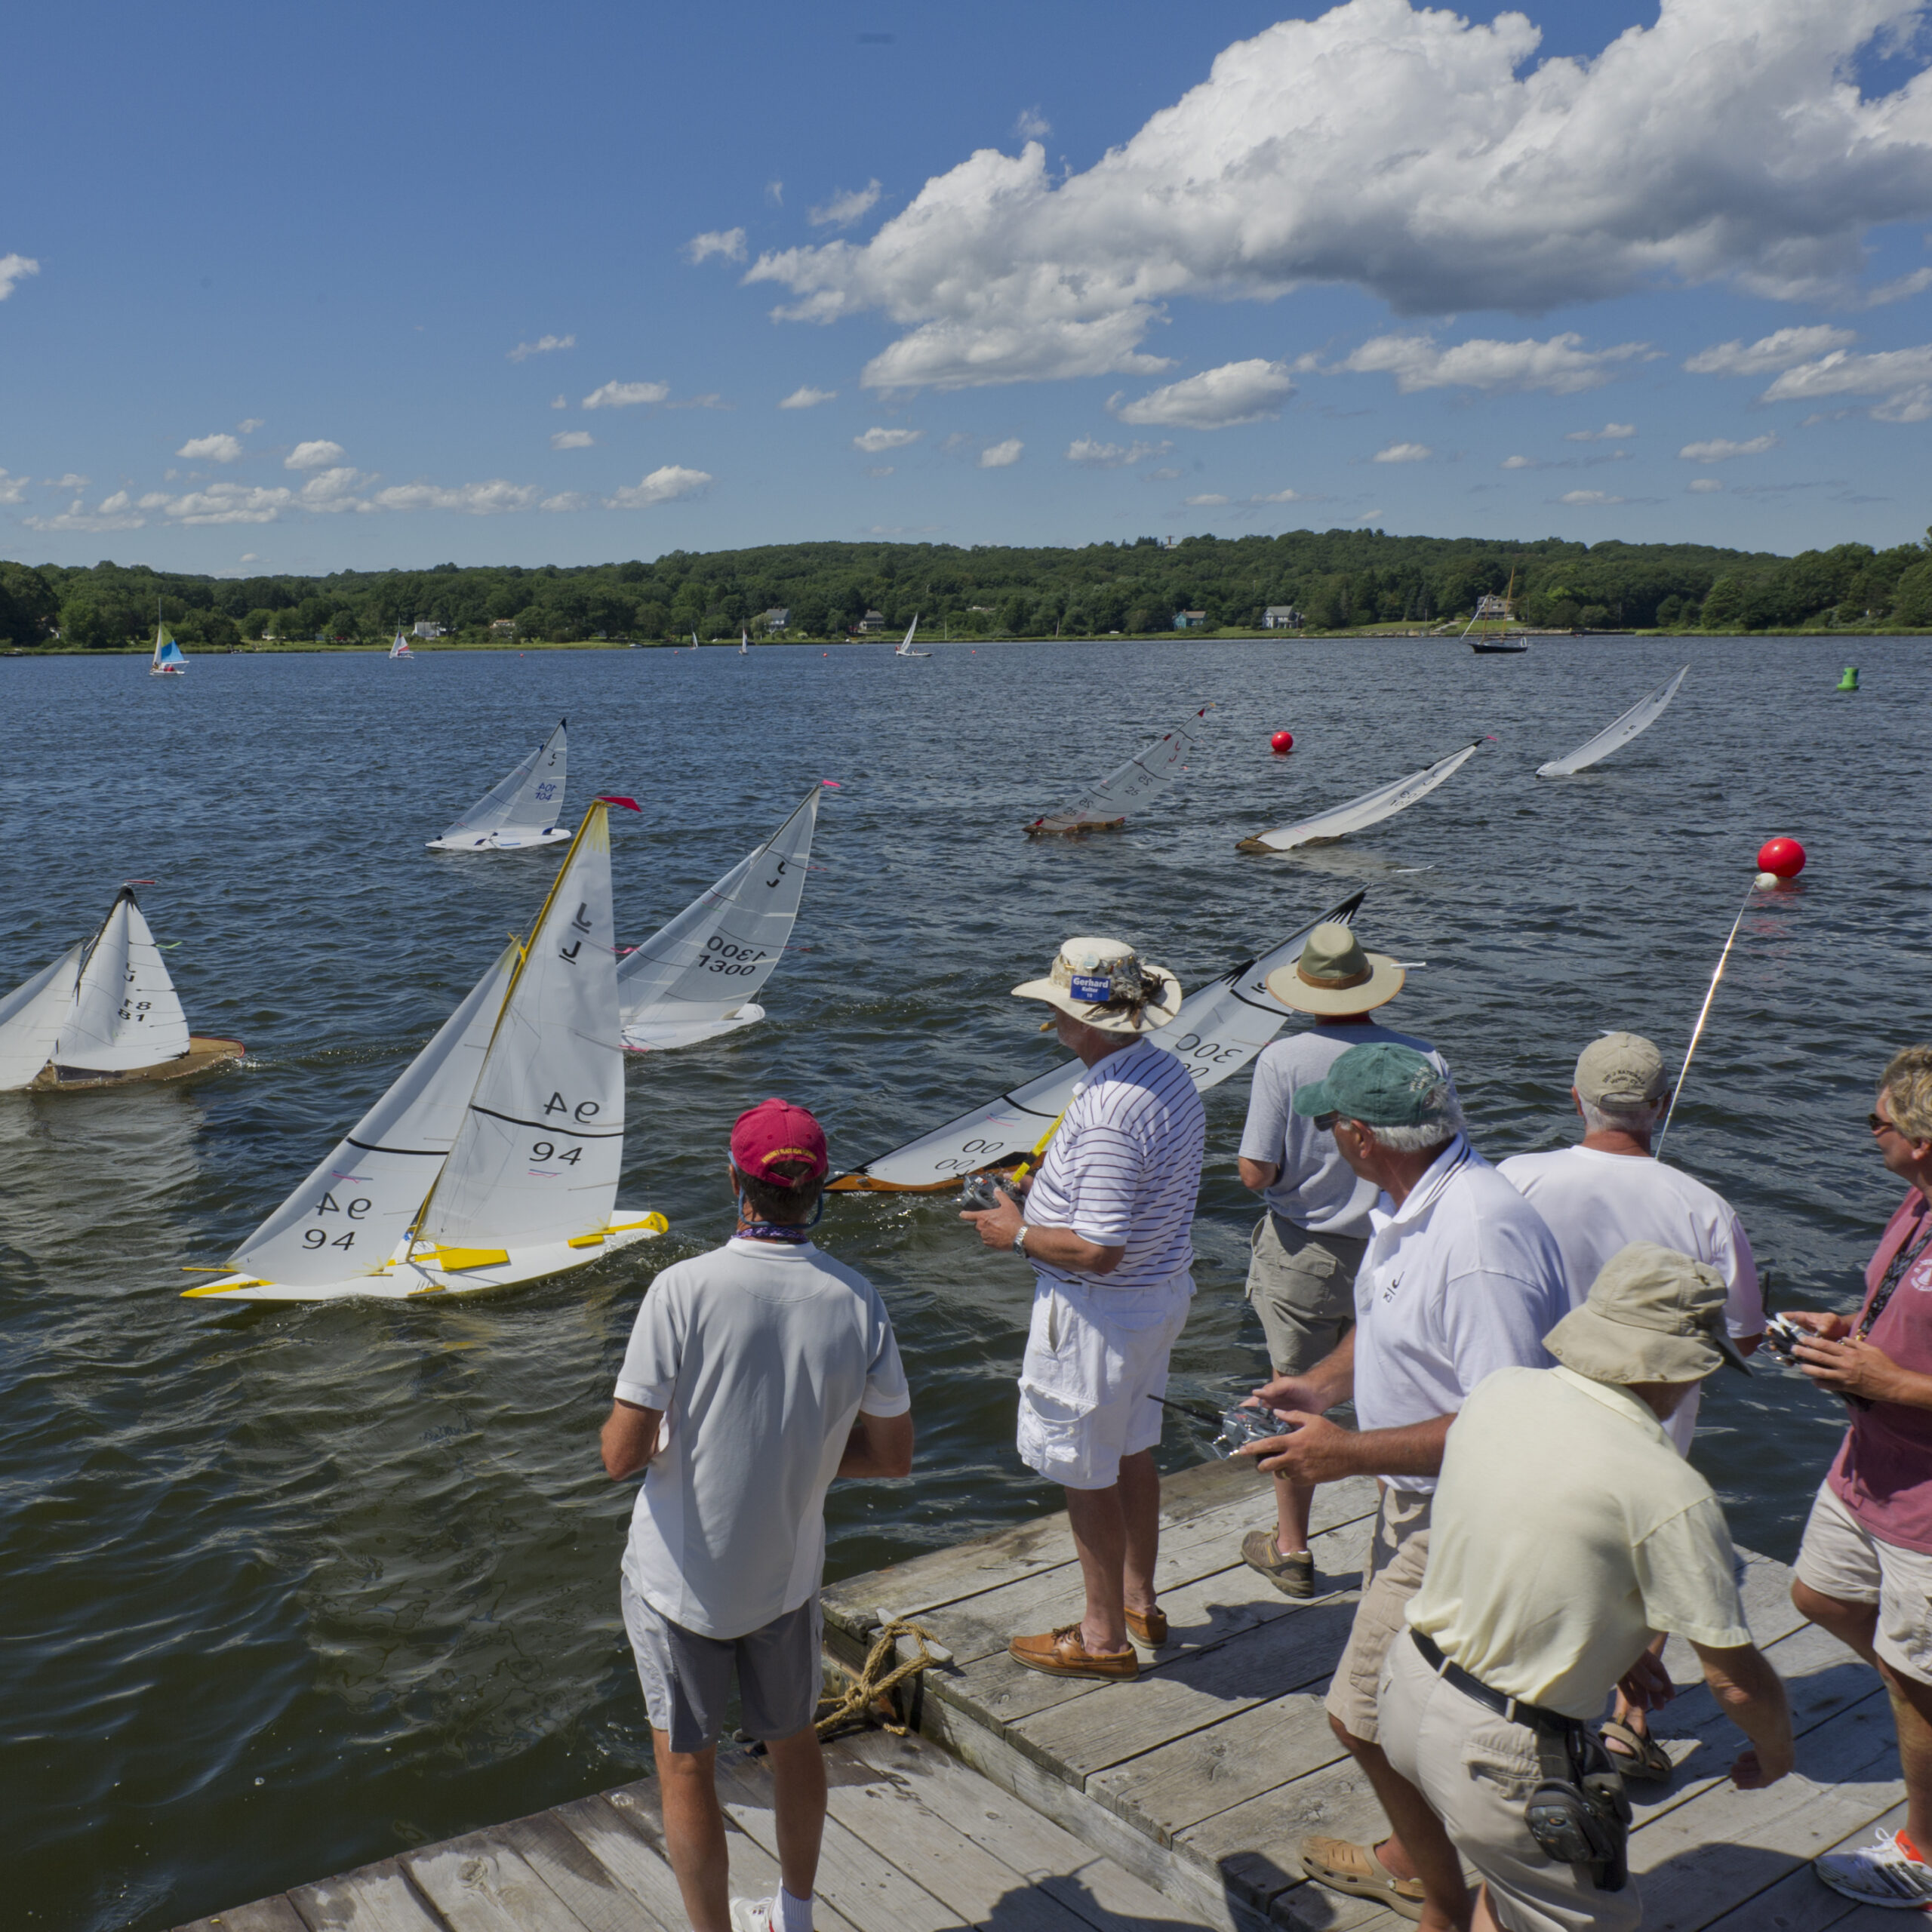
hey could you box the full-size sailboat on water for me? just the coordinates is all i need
[427,721,569,851]
[186,800,665,1303]
[150,622,188,675]
[894,616,930,658]
[0,887,242,1091]
[389,629,414,660]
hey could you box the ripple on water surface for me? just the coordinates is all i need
[0,638,1925,1927]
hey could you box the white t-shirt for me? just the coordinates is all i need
[1024,1035,1207,1293]
[1238,1021,1451,1235]
[616,1237,910,1639]
[1497,1144,1762,1454]
[1353,1137,1570,1494]
[1411,1366,1750,1717]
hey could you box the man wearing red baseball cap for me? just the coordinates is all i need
[601,1098,914,1932]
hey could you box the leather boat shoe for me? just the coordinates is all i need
[1124,1605,1168,1647]
[1008,1623,1140,1680]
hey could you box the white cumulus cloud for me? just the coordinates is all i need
[1016,107,1051,140]
[368,479,539,514]
[742,0,1932,392]
[1758,345,1932,421]
[1343,333,1645,395]
[583,380,670,410]
[779,385,838,409]
[1112,359,1295,428]
[1678,433,1779,460]
[605,465,713,509]
[1684,325,1858,376]
[978,438,1024,467]
[0,469,26,505]
[0,254,39,300]
[1253,488,1318,502]
[285,439,346,470]
[1565,423,1636,441]
[685,229,747,264]
[1687,477,1725,491]
[236,418,265,434]
[809,181,882,229]
[1501,454,1538,469]
[854,426,921,453]
[1184,493,1231,506]
[1372,441,1432,463]
[551,429,595,449]
[508,333,576,361]
[540,492,590,512]
[41,472,88,489]
[1558,489,1629,505]
[177,433,245,463]
[1065,437,1171,466]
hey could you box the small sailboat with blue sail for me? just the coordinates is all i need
[150,621,188,676]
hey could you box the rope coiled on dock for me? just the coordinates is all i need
[817,1618,943,1738]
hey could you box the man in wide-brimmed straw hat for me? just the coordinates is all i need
[963,936,1204,1683]
[1370,1243,1792,1932]
[1235,920,1451,1599]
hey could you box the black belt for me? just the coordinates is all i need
[1411,1629,1576,1738]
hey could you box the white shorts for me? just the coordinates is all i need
[1016,1273,1192,1491]
[1794,1478,1932,1687]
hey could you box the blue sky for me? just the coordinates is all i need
[3,0,1929,574]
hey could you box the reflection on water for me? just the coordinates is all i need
[0,638,1926,1929]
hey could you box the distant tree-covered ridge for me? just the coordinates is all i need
[3,525,1930,650]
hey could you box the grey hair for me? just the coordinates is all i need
[1359,1086,1466,1153]
[1580,1094,1666,1137]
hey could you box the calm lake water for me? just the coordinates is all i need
[2,635,1927,1929]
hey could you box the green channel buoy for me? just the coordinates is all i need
[1835,666,1860,692]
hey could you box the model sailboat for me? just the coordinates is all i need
[831,889,1364,1190]
[619,787,820,1051]
[150,623,188,675]
[1536,667,1688,777]
[427,720,569,851]
[1027,705,1213,835]
[389,629,414,660]
[894,616,930,659]
[1238,741,1482,854]
[0,887,242,1092]
[187,801,664,1303]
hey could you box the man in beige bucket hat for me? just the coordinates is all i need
[1373,1242,1792,1932]
[1235,920,1451,1596]
[963,937,1205,1681]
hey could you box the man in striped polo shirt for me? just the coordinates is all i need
[964,937,1207,1681]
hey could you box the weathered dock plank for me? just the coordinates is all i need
[177,1900,310,1932]
[282,1859,445,1932]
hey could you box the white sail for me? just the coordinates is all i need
[54,891,192,1072]
[0,944,85,1090]
[389,630,413,659]
[618,787,820,1050]
[1536,667,1688,778]
[1033,706,1212,831]
[429,720,568,850]
[894,614,929,657]
[836,888,1365,1189]
[418,805,625,1251]
[1242,740,1481,853]
[228,943,520,1285]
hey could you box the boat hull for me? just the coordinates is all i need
[621,1004,764,1052]
[1023,817,1127,838]
[181,1211,667,1303]
[29,1035,245,1093]
[1469,642,1528,654]
[424,826,571,852]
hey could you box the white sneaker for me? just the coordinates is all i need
[729,1903,777,1932]
[1816,1829,1932,1909]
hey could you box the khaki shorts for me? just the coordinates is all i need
[1795,1478,1932,1687]
[1246,1214,1364,1377]
[1380,1634,1639,1932]
[1325,1485,1432,1743]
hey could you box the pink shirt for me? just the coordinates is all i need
[1829,1190,1932,1554]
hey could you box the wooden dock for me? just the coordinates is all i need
[181,1457,1910,1932]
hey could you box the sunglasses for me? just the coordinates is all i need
[1870,1112,1904,1137]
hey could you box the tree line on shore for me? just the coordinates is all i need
[3,525,1930,651]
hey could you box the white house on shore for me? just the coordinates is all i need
[1262,606,1303,629]
[411,620,448,639]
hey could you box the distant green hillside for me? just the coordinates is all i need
[3,525,1929,649]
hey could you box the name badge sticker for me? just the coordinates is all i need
[1069,973,1112,1003]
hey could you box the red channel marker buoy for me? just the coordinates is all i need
[1757,837,1806,880]
[1270,730,1295,755]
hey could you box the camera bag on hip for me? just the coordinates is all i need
[1524,1723,1632,1891]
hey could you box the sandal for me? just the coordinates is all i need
[1598,1718,1674,1783]
[1300,1836,1424,1922]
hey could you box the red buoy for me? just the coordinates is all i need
[1757,836,1805,879]
[1270,730,1295,755]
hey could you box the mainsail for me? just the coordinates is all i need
[1536,668,1688,778]
[894,615,929,658]
[54,889,192,1072]
[1029,705,1213,832]
[0,945,85,1091]
[832,888,1365,1190]
[227,943,519,1286]
[389,630,414,659]
[618,786,820,1051]
[1238,740,1481,853]
[150,624,188,675]
[429,720,569,851]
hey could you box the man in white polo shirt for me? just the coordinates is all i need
[1381,1244,1792,1932]
[1239,1042,1567,1925]
[964,936,1206,1683]
[601,1099,913,1932]
[1500,1030,1762,1783]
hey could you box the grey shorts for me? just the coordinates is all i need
[620,1575,822,1755]
[1246,1214,1365,1377]
[1325,1485,1432,1744]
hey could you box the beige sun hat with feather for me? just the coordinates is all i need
[1013,936,1183,1034]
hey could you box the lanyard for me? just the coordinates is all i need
[1859,1211,1932,1340]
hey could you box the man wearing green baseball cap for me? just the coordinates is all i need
[1239,1041,1568,1925]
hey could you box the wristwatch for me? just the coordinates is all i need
[1012,1223,1030,1257]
